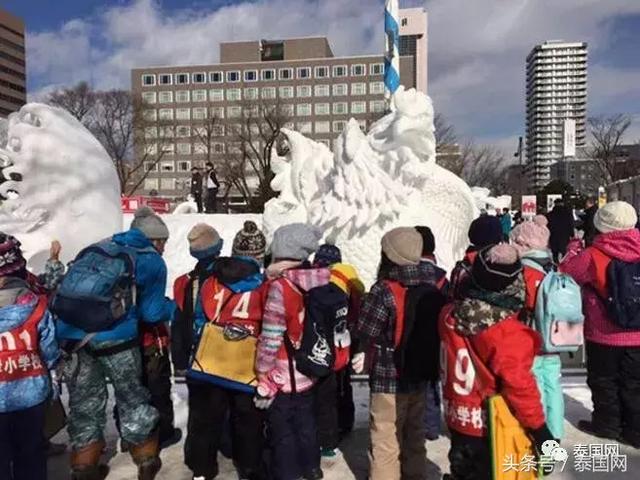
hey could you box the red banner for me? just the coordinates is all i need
[121,196,171,214]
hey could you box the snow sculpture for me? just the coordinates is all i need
[471,187,512,214]
[264,86,478,287]
[0,104,122,271]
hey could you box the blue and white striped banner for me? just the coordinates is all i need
[384,0,400,103]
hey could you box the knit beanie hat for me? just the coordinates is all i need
[0,233,26,277]
[381,227,423,266]
[472,244,522,292]
[232,221,266,260]
[313,244,342,268]
[131,206,169,240]
[510,215,550,254]
[188,223,222,258]
[415,226,436,256]
[329,263,360,294]
[593,201,638,234]
[468,216,503,248]
[270,223,322,261]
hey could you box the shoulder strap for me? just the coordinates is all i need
[462,336,497,392]
[588,247,611,299]
[384,280,407,347]
[26,295,48,325]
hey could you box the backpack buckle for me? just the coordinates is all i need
[223,324,251,341]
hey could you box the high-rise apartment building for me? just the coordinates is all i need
[525,41,587,191]
[0,9,26,117]
[131,8,427,198]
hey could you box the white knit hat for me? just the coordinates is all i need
[593,201,638,234]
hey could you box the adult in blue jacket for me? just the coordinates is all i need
[58,207,175,480]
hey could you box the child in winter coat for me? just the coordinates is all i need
[511,215,565,440]
[255,223,327,480]
[561,201,640,447]
[355,227,445,480]
[0,234,60,480]
[440,244,554,480]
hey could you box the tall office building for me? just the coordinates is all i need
[131,8,428,198]
[0,9,26,117]
[525,41,587,191]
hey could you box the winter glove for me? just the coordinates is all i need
[253,385,276,410]
[50,370,61,401]
[351,352,365,374]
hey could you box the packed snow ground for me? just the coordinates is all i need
[47,376,640,479]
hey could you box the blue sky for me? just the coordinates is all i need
[8,0,640,149]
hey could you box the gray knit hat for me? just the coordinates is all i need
[131,206,169,240]
[270,223,322,261]
[381,227,423,266]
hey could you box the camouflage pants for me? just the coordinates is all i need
[64,343,159,449]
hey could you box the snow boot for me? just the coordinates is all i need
[130,432,162,480]
[71,441,109,480]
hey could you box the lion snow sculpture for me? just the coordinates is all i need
[264,87,478,287]
[0,104,122,271]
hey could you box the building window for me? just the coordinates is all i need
[369,81,384,95]
[144,161,158,172]
[212,125,225,136]
[244,87,259,100]
[351,64,366,76]
[175,73,189,85]
[160,178,175,191]
[227,71,240,82]
[227,142,242,154]
[297,122,312,134]
[192,89,207,102]
[160,161,174,172]
[296,104,312,116]
[333,120,347,133]
[177,143,191,155]
[144,127,157,138]
[159,74,172,85]
[351,101,367,114]
[159,126,174,138]
[158,91,173,103]
[244,70,258,82]
[176,108,190,120]
[142,74,156,86]
[315,121,330,133]
[193,107,207,120]
[144,178,159,191]
[161,144,175,155]
[351,83,366,95]
[332,65,347,77]
[158,108,173,120]
[262,87,277,99]
[143,109,157,121]
[177,160,191,172]
[281,104,295,116]
[279,68,293,80]
[332,84,348,96]
[370,63,384,75]
[227,106,242,118]
[297,67,311,79]
[370,100,385,113]
[209,89,224,101]
[314,103,330,115]
[279,86,294,98]
[315,66,329,78]
[318,139,331,148]
[144,144,158,155]
[212,143,225,154]
[176,90,190,103]
[297,85,312,98]
[333,103,348,115]
[141,92,157,104]
[209,71,223,83]
[261,69,276,81]
[314,85,330,97]
[227,88,242,101]
[193,72,206,84]
[211,106,224,119]
[176,126,191,137]
[244,105,259,118]
[401,18,408,27]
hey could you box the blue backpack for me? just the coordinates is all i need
[522,259,584,353]
[51,241,140,333]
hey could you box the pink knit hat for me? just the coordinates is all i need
[510,215,550,255]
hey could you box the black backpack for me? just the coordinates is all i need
[593,249,640,329]
[284,282,349,383]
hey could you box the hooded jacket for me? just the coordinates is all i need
[0,278,59,413]
[56,228,176,345]
[561,229,640,346]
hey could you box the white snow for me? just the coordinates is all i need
[471,186,513,213]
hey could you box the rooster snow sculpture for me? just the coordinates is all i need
[0,104,122,271]
[264,87,478,287]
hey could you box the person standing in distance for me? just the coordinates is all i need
[205,162,220,214]
[191,167,204,214]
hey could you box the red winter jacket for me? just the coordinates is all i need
[440,304,545,437]
[560,229,640,346]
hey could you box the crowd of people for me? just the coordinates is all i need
[1,198,640,480]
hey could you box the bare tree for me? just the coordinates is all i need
[587,114,632,184]
[47,82,96,124]
[434,112,457,149]
[460,142,511,194]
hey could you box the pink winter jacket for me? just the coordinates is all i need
[561,229,640,346]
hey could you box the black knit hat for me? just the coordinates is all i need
[468,216,503,248]
[313,244,342,267]
[232,221,266,260]
[415,226,435,256]
[471,244,522,292]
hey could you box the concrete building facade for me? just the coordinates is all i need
[0,9,26,117]
[525,41,587,192]
[131,9,427,198]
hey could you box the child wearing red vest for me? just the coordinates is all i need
[440,244,554,480]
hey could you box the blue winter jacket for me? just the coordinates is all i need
[0,295,60,413]
[56,228,176,344]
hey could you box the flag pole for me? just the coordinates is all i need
[384,0,400,110]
